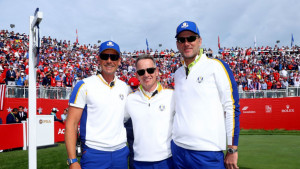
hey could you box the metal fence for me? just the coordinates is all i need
[5,86,300,100]
[6,86,73,100]
[238,87,300,98]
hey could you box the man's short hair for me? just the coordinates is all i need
[13,108,18,112]
[135,54,156,68]
[19,106,24,109]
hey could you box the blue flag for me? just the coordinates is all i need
[291,34,294,47]
[146,38,149,53]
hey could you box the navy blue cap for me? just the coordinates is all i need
[175,21,200,38]
[99,40,120,54]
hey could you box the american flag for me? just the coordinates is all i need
[0,85,6,110]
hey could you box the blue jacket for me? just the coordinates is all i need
[6,113,18,124]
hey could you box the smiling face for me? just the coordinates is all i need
[176,31,202,65]
[98,49,121,76]
[136,58,158,92]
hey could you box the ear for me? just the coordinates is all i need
[117,58,121,66]
[198,37,202,48]
[155,67,159,77]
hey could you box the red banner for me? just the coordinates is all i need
[0,123,23,150]
[54,121,66,142]
[239,97,300,130]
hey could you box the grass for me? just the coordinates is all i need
[0,130,300,169]
[240,129,300,135]
[238,135,300,169]
[0,143,68,169]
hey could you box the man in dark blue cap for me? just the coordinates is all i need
[65,40,131,169]
[172,21,240,169]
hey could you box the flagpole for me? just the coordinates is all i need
[29,8,43,169]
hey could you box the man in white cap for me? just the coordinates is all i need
[172,21,240,169]
[66,40,131,169]
[51,107,63,122]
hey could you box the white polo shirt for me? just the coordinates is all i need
[69,74,130,151]
[125,84,175,162]
[173,54,240,151]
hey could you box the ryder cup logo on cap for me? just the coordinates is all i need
[99,40,120,54]
[175,21,200,38]
[181,22,189,28]
[107,41,114,47]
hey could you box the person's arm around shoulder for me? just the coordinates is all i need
[65,106,83,169]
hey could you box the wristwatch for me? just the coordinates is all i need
[67,158,78,165]
[227,148,238,154]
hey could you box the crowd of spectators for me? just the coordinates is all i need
[0,29,299,94]
[218,46,300,91]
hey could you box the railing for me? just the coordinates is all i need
[5,86,300,100]
[6,86,73,100]
[238,87,300,99]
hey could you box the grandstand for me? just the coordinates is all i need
[1,29,299,98]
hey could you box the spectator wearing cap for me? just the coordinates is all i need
[56,69,64,87]
[16,72,26,97]
[66,40,131,168]
[128,77,140,92]
[51,107,63,122]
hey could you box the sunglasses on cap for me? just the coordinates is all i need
[136,67,156,76]
[99,54,120,61]
[176,35,198,43]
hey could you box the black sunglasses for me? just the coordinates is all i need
[136,67,156,76]
[176,36,198,43]
[100,54,120,61]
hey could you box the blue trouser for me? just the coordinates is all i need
[80,146,129,169]
[134,157,174,169]
[171,140,225,169]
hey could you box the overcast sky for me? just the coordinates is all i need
[1,0,299,54]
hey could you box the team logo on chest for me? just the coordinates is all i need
[197,76,204,83]
[119,94,124,100]
[159,104,165,111]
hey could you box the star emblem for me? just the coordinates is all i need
[24,107,28,112]
[7,107,12,112]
